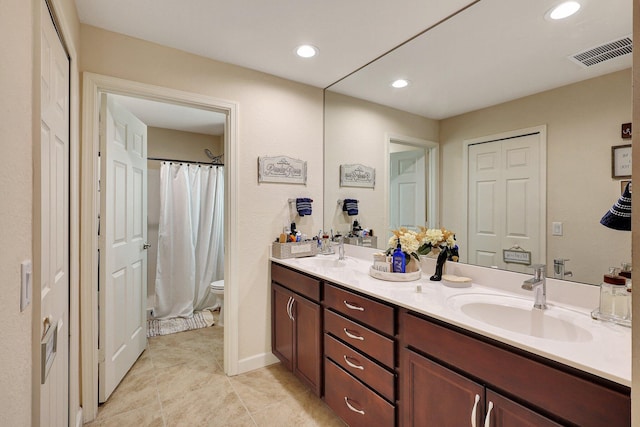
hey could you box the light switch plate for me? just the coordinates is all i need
[21,260,32,312]
[552,222,563,236]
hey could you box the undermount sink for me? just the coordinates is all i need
[447,293,593,342]
[295,256,350,269]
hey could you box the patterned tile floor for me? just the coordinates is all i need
[85,313,346,426]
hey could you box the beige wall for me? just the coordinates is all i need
[80,25,324,367]
[324,91,439,244]
[146,127,222,300]
[147,126,223,170]
[440,69,632,285]
[0,1,35,424]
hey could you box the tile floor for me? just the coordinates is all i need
[86,313,346,426]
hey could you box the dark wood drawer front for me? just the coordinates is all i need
[324,283,394,336]
[324,334,395,402]
[325,309,394,368]
[324,358,395,427]
[401,311,630,427]
[271,262,321,302]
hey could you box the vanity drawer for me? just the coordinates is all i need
[271,262,321,302]
[324,358,395,427]
[324,334,395,402]
[325,309,394,368]
[324,283,394,336]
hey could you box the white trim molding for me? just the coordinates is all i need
[80,72,240,422]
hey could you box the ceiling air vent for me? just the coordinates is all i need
[569,36,632,67]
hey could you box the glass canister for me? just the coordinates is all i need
[598,270,630,321]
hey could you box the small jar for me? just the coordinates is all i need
[599,272,630,321]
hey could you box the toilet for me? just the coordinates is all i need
[203,279,224,326]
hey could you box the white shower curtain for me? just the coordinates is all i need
[154,163,224,319]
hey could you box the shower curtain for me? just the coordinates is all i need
[154,163,224,319]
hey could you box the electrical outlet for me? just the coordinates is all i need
[20,260,32,312]
[552,222,563,236]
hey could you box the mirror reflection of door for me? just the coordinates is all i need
[389,144,427,237]
[467,131,545,273]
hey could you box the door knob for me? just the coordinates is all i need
[143,242,151,250]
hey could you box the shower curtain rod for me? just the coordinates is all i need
[147,156,224,166]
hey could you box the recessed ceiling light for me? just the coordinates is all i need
[548,1,581,20]
[295,45,318,58]
[391,79,410,88]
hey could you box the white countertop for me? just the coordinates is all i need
[271,245,631,387]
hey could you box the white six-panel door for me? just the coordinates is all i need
[467,133,542,272]
[390,149,427,232]
[98,95,148,402]
[40,1,70,425]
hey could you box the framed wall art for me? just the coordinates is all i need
[258,155,307,185]
[612,144,632,179]
[340,163,375,188]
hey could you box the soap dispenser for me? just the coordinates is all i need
[392,239,406,273]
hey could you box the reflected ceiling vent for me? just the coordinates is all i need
[569,36,632,67]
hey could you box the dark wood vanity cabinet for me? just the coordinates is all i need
[399,310,631,427]
[323,283,396,427]
[271,263,322,396]
[270,263,631,426]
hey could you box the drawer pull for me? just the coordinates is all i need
[483,401,494,427]
[343,300,365,311]
[344,397,365,415]
[343,355,364,370]
[471,394,480,427]
[343,328,364,341]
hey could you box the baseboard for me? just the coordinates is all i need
[237,351,279,374]
[75,407,83,427]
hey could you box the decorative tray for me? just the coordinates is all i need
[369,266,421,282]
[590,309,631,327]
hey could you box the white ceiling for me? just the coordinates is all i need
[76,0,632,124]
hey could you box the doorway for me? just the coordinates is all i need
[385,134,439,241]
[81,73,240,421]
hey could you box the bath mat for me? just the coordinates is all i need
[147,310,215,337]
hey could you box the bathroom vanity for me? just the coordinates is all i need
[270,247,631,427]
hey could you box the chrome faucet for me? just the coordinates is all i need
[553,258,573,279]
[522,264,547,310]
[338,235,345,260]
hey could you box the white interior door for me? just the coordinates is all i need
[468,133,542,272]
[40,1,70,424]
[99,95,148,402]
[390,149,426,232]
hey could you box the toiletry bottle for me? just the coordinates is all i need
[392,239,406,273]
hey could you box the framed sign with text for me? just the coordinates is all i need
[612,144,632,179]
[258,155,307,185]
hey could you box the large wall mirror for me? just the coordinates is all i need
[324,0,632,285]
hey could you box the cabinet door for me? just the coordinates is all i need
[485,390,562,427]
[292,294,322,396]
[401,348,484,427]
[272,283,293,370]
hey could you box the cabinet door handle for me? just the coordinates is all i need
[343,300,365,311]
[483,401,494,427]
[286,297,294,321]
[343,355,364,370]
[471,394,480,427]
[343,328,364,341]
[344,397,365,415]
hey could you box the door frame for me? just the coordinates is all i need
[80,72,240,421]
[461,125,547,265]
[384,133,439,232]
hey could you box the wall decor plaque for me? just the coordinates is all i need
[340,163,375,188]
[258,155,307,184]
